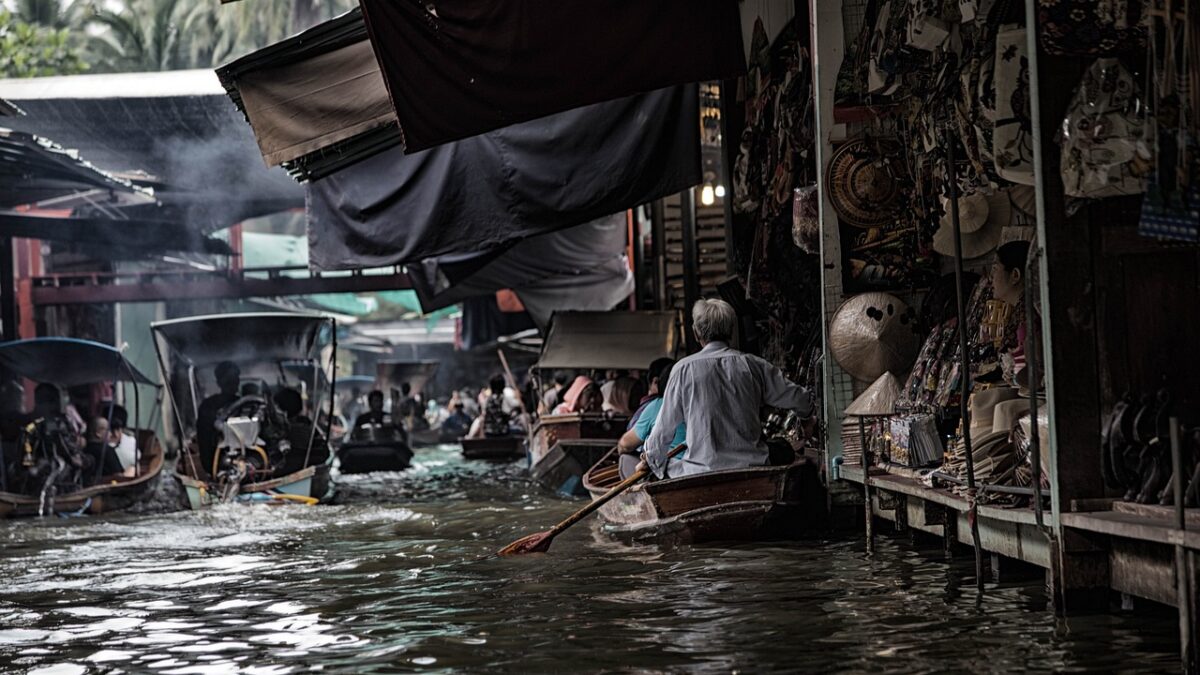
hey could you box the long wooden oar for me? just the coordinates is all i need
[498,444,686,555]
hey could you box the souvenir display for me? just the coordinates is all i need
[889,414,942,467]
[845,372,902,417]
[829,293,920,383]
[1059,59,1150,200]
[992,25,1035,186]
[792,184,821,254]
[825,139,905,230]
[1037,0,1146,57]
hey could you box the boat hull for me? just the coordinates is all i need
[0,433,166,518]
[336,440,414,474]
[461,436,525,461]
[529,414,626,497]
[177,463,332,510]
[583,450,825,546]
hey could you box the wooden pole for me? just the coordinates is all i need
[945,131,984,593]
[859,416,874,553]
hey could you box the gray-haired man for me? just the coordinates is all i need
[639,298,814,479]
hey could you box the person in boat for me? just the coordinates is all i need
[551,376,603,415]
[274,387,330,472]
[627,358,675,429]
[480,375,514,438]
[616,361,687,479]
[354,390,394,433]
[602,375,643,417]
[396,382,428,432]
[440,402,473,438]
[196,361,241,475]
[639,298,814,479]
[84,415,124,479]
[102,404,138,477]
[540,371,571,413]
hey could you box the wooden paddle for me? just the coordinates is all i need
[498,444,686,555]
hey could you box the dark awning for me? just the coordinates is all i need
[0,70,303,230]
[358,0,744,151]
[216,8,399,182]
[0,128,147,209]
[375,361,440,395]
[408,213,634,328]
[0,338,158,387]
[307,85,699,269]
[535,311,683,372]
[0,213,233,254]
[152,313,334,368]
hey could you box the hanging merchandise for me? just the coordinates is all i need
[1060,58,1151,200]
[931,189,1011,259]
[905,0,950,52]
[829,292,921,383]
[826,139,905,230]
[1038,0,1146,57]
[889,414,943,467]
[792,184,820,254]
[993,25,1035,185]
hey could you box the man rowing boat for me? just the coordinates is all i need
[639,298,814,479]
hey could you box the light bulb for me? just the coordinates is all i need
[700,185,715,206]
[715,185,726,199]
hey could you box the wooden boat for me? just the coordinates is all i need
[0,338,168,518]
[461,435,525,461]
[529,413,626,496]
[377,360,441,446]
[153,313,339,509]
[336,438,413,474]
[0,431,166,518]
[581,448,826,545]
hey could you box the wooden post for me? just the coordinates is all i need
[680,188,701,351]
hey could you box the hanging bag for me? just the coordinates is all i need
[993,25,1035,185]
[1038,0,1146,57]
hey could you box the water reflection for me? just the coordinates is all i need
[0,445,1182,672]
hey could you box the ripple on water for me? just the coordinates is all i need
[0,444,1184,672]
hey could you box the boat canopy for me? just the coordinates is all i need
[535,311,681,372]
[375,360,439,394]
[151,313,334,368]
[0,337,158,387]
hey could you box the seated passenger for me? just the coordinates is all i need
[441,402,473,438]
[639,299,814,479]
[196,361,241,474]
[627,358,675,429]
[85,416,124,478]
[353,390,402,442]
[102,404,138,477]
[274,387,329,472]
[552,376,604,415]
[602,376,643,416]
[616,362,687,479]
[482,375,512,438]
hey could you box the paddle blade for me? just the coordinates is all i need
[497,530,554,556]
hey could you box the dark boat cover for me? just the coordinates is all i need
[152,313,333,368]
[0,338,158,387]
[358,0,744,151]
[305,85,699,269]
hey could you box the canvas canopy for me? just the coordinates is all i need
[375,361,439,395]
[152,313,333,368]
[216,9,398,180]
[535,311,682,372]
[0,338,157,387]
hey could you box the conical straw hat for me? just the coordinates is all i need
[844,372,901,417]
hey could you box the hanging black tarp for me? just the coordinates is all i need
[357,0,744,151]
[407,213,634,328]
[306,85,699,270]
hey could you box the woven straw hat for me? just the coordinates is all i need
[830,293,920,383]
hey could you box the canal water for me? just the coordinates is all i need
[0,445,1182,673]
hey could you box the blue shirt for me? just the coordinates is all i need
[633,397,686,451]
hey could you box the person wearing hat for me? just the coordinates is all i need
[196,360,241,475]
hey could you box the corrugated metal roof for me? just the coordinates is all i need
[0,127,148,208]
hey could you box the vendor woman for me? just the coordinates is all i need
[988,240,1037,388]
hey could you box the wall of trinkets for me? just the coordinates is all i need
[815,0,1052,509]
[814,0,1200,523]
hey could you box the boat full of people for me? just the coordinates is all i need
[152,313,337,508]
[527,310,682,496]
[0,338,165,518]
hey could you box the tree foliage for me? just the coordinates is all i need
[0,10,88,78]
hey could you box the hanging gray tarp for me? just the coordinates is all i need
[306,85,699,270]
[357,0,743,151]
[407,213,634,328]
